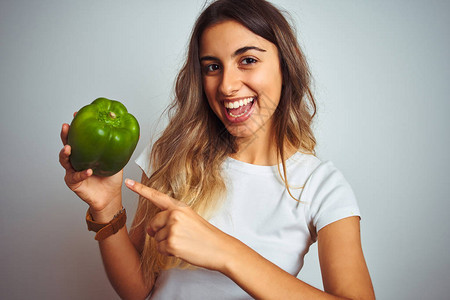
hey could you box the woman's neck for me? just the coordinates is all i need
[231,139,275,166]
[230,126,296,166]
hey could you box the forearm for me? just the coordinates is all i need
[91,203,152,300]
[220,240,346,300]
[97,227,151,300]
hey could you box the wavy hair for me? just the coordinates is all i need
[131,0,317,285]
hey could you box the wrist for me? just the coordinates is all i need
[89,199,123,223]
[86,207,127,241]
[217,235,248,275]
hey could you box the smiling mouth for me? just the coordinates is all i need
[223,97,255,118]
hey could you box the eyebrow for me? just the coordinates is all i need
[200,46,267,62]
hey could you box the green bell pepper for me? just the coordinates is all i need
[67,97,140,176]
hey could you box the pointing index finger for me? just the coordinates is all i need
[125,179,178,210]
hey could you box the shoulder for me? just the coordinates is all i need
[288,152,322,173]
[298,156,360,239]
[135,144,152,178]
[290,152,349,190]
[288,153,352,198]
[283,152,325,184]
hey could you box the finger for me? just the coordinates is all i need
[65,169,93,185]
[152,224,170,242]
[73,111,77,118]
[147,210,171,237]
[125,179,178,210]
[156,240,175,257]
[60,123,70,145]
[59,144,73,170]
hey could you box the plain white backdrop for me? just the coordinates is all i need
[1,0,449,299]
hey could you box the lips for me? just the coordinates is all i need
[222,97,255,123]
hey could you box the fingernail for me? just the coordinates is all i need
[125,179,135,187]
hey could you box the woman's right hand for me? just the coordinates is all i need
[59,122,124,222]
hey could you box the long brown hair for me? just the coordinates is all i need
[132,0,317,285]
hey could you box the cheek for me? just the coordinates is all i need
[203,77,218,98]
[203,78,221,113]
[249,69,282,105]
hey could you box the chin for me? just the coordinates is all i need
[224,122,259,139]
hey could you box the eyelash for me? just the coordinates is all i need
[203,57,258,74]
[241,57,257,65]
[204,64,220,73]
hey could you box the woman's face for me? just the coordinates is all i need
[199,20,283,140]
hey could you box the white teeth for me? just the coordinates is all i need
[224,97,254,109]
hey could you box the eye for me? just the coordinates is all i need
[241,57,258,65]
[204,63,221,73]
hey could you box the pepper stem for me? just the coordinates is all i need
[109,111,117,119]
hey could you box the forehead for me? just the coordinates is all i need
[199,20,273,55]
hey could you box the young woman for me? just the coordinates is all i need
[59,0,374,299]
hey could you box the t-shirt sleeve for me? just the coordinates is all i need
[135,144,152,178]
[301,161,360,241]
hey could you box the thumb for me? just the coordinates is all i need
[125,179,179,210]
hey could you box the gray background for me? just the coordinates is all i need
[1,0,449,299]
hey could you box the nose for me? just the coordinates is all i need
[218,66,242,97]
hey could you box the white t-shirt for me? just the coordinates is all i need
[135,150,360,299]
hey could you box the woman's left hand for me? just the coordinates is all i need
[125,178,236,271]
